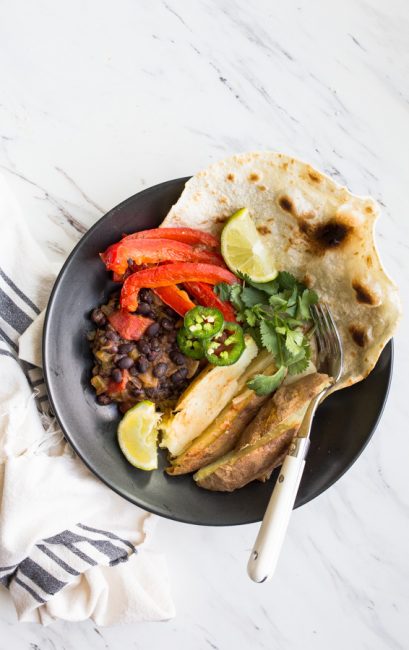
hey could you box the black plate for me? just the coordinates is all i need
[43,178,393,526]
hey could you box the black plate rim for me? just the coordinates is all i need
[43,178,394,526]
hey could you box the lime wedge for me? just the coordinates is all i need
[117,401,162,471]
[221,208,278,282]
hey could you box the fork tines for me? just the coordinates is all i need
[311,303,343,380]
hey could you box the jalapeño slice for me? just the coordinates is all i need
[203,322,245,366]
[176,327,205,360]
[183,306,224,340]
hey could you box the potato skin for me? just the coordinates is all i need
[239,372,330,448]
[195,427,296,492]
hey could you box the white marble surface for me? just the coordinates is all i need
[1,0,408,647]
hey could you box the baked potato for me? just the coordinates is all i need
[194,373,330,492]
[166,361,277,475]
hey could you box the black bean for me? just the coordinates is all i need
[129,385,144,398]
[147,350,159,361]
[136,302,151,316]
[160,317,174,331]
[118,342,134,354]
[170,350,186,365]
[171,367,188,384]
[150,337,161,350]
[157,384,172,398]
[114,354,125,363]
[118,356,134,370]
[153,362,168,378]
[144,387,155,399]
[97,393,112,405]
[129,365,139,376]
[108,345,118,354]
[106,330,119,341]
[137,340,150,355]
[164,306,176,318]
[136,356,149,373]
[146,310,157,320]
[111,368,123,383]
[146,322,160,338]
[91,308,106,326]
[140,288,154,304]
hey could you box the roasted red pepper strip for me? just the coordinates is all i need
[153,285,195,316]
[107,369,130,394]
[184,281,237,322]
[121,263,237,312]
[107,309,153,340]
[123,227,219,250]
[100,239,223,275]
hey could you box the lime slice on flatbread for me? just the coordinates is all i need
[221,208,278,282]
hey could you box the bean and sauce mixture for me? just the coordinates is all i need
[88,289,200,413]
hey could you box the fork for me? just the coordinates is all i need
[247,303,344,583]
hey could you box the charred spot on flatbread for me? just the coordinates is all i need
[257,225,271,235]
[349,325,367,347]
[248,172,260,182]
[308,170,321,183]
[278,195,294,213]
[352,280,376,305]
[226,173,235,182]
[312,219,352,249]
[296,217,354,254]
[303,273,314,288]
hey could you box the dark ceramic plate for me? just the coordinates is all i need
[43,178,393,526]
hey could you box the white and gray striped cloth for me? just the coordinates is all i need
[0,176,175,625]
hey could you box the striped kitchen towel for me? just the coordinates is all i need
[0,175,175,625]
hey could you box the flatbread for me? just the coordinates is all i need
[163,152,401,389]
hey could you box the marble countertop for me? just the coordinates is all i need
[1,0,408,648]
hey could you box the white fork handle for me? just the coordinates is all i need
[247,445,307,583]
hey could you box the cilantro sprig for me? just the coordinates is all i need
[214,272,318,396]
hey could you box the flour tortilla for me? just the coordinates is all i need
[162,152,401,389]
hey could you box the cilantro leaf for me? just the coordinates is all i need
[214,283,233,302]
[243,308,257,327]
[259,320,279,356]
[285,329,304,356]
[229,285,245,311]
[241,286,269,308]
[287,354,310,375]
[277,271,299,290]
[287,341,312,375]
[247,278,279,296]
[246,325,263,348]
[268,295,287,308]
[286,286,298,309]
[247,366,287,396]
[296,289,318,320]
